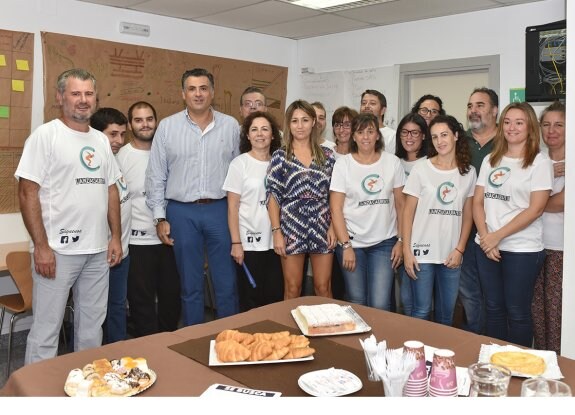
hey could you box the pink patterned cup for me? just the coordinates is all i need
[429,349,457,392]
[404,340,426,381]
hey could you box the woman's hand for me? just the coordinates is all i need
[327,226,337,250]
[444,249,463,269]
[479,231,501,253]
[231,243,244,265]
[341,247,356,271]
[391,241,403,270]
[403,250,419,280]
[486,247,501,262]
[273,230,287,258]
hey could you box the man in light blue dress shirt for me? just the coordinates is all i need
[145,68,240,325]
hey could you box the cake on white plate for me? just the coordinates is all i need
[295,304,356,335]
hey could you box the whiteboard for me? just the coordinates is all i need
[300,66,399,140]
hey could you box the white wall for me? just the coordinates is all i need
[297,0,565,110]
[0,0,298,244]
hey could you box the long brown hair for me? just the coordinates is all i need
[489,102,540,169]
[283,100,326,166]
[428,115,472,175]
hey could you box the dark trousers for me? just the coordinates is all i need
[237,250,284,312]
[127,244,181,337]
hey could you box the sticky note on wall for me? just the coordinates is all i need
[0,106,9,118]
[16,59,30,71]
[0,55,7,66]
[12,80,25,92]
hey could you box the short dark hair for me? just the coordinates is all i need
[127,101,157,123]
[410,94,445,115]
[240,86,266,105]
[90,107,127,132]
[395,112,428,160]
[181,68,214,90]
[470,87,499,108]
[361,89,387,108]
[349,113,383,153]
[239,111,282,155]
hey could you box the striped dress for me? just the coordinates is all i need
[266,147,335,255]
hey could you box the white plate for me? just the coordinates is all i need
[298,368,362,397]
[64,369,156,397]
[208,340,314,366]
[291,306,371,337]
[478,344,563,379]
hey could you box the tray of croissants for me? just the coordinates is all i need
[209,329,316,366]
[64,357,156,397]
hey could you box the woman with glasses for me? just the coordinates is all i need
[532,101,565,354]
[394,113,429,316]
[330,113,405,310]
[267,100,337,299]
[223,111,284,311]
[473,102,553,347]
[403,115,476,326]
[411,94,445,126]
[332,106,358,159]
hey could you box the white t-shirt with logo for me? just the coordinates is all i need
[330,152,405,248]
[116,143,161,246]
[222,153,273,251]
[380,126,396,155]
[403,159,476,263]
[15,119,121,254]
[475,153,553,252]
[400,157,426,178]
[542,159,564,251]
[114,159,132,259]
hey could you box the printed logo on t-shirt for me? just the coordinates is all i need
[117,175,128,191]
[412,243,430,257]
[246,231,262,243]
[488,167,511,188]
[361,174,384,194]
[131,230,147,237]
[80,146,101,172]
[59,228,82,244]
[436,182,457,205]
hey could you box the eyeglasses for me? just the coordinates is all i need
[334,121,352,129]
[400,129,422,138]
[418,107,440,116]
[242,100,265,109]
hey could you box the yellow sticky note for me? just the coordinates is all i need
[16,59,29,71]
[0,55,6,66]
[12,80,25,92]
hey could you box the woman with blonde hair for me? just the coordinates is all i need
[532,101,565,354]
[267,100,336,299]
[473,102,553,347]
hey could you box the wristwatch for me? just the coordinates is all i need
[153,218,166,226]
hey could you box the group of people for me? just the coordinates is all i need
[16,66,565,367]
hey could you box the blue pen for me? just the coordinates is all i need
[242,262,257,288]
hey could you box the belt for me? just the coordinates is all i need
[191,198,224,204]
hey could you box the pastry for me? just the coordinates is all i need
[295,304,356,335]
[490,351,546,376]
[215,339,251,362]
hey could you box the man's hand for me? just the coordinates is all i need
[156,221,174,246]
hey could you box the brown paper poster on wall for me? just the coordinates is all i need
[0,29,33,213]
[41,32,288,127]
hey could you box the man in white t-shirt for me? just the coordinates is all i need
[116,101,181,337]
[360,89,396,155]
[16,69,122,364]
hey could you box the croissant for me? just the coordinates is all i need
[215,340,251,363]
[271,336,292,349]
[270,331,290,340]
[289,335,310,348]
[283,347,315,359]
[248,342,273,361]
[216,329,250,343]
[253,332,272,342]
[265,347,289,360]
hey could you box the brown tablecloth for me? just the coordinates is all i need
[168,320,382,396]
[2,296,575,397]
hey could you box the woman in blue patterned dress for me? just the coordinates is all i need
[267,100,337,299]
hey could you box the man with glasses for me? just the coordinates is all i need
[360,89,396,155]
[239,86,267,121]
[459,87,499,334]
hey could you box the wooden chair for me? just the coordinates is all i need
[0,251,33,377]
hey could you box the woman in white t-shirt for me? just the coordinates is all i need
[223,111,284,311]
[473,102,553,347]
[403,115,476,326]
[330,113,405,310]
[532,101,565,354]
[394,112,428,317]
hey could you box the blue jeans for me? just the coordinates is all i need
[475,245,545,347]
[336,237,396,311]
[105,255,129,343]
[406,263,461,326]
[458,234,486,334]
[167,199,238,326]
[398,266,413,316]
